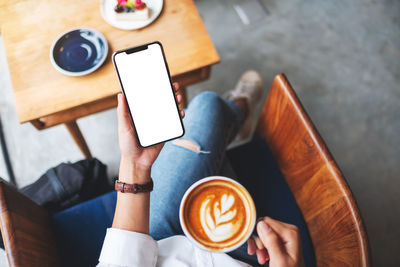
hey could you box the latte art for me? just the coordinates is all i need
[180,178,256,252]
[200,194,239,242]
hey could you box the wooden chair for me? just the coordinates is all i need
[0,182,60,266]
[0,74,370,266]
[256,74,370,266]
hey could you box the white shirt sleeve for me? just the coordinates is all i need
[97,228,158,267]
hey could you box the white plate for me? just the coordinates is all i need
[100,0,164,30]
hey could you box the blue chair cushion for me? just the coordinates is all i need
[52,137,315,267]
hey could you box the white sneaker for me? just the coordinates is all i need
[226,70,264,149]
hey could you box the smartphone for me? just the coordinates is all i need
[113,42,185,147]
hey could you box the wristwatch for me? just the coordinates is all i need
[115,178,154,194]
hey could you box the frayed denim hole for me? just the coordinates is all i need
[172,138,210,154]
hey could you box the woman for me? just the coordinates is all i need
[98,71,305,267]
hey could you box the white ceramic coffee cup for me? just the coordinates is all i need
[179,176,256,253]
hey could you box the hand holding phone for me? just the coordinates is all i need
[113,42,185,148]
[117,83,185,173]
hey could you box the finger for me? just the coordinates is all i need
[261,217,301,255]
[176,93,183,104]
[173,82,180,91]
[257,221,286,260]
[256,248,269,265]
[247,238,256,255]
[265,248,270,261]
[180,110,185,118]
[254,236,264,250]
[262,216,298,233]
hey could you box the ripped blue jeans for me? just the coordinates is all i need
[150,91,258,264]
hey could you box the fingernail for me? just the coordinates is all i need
[258,221,271,235]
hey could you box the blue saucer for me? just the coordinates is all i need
[50,28,108,76]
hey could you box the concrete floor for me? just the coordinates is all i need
[0,0,399,266]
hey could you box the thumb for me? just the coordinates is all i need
[257,221,286,260]
[117,93,127,120]
[117,93,138,145]
[117,93,133,130]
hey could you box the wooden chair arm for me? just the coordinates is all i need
[256,74,370,266]
[0,181,60,267]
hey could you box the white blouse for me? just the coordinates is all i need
[97,228,251,267]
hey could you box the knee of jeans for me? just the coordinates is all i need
[190,91,222,110]
[172,138,210,154]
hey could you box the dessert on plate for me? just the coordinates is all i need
[114,0,150,21]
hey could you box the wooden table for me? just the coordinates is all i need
[1,0,219,158]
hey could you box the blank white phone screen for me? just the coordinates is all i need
[114,43,184,147]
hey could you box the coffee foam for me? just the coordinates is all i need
[200,192,242,242]
[182,179,255,251]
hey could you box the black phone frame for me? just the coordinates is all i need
[112,41,185,148]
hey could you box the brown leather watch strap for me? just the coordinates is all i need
[115,179,154,194]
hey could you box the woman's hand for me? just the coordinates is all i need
[247,217,305,267]
[117,82,185,181]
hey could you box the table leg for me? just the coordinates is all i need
[65,120,92,159]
